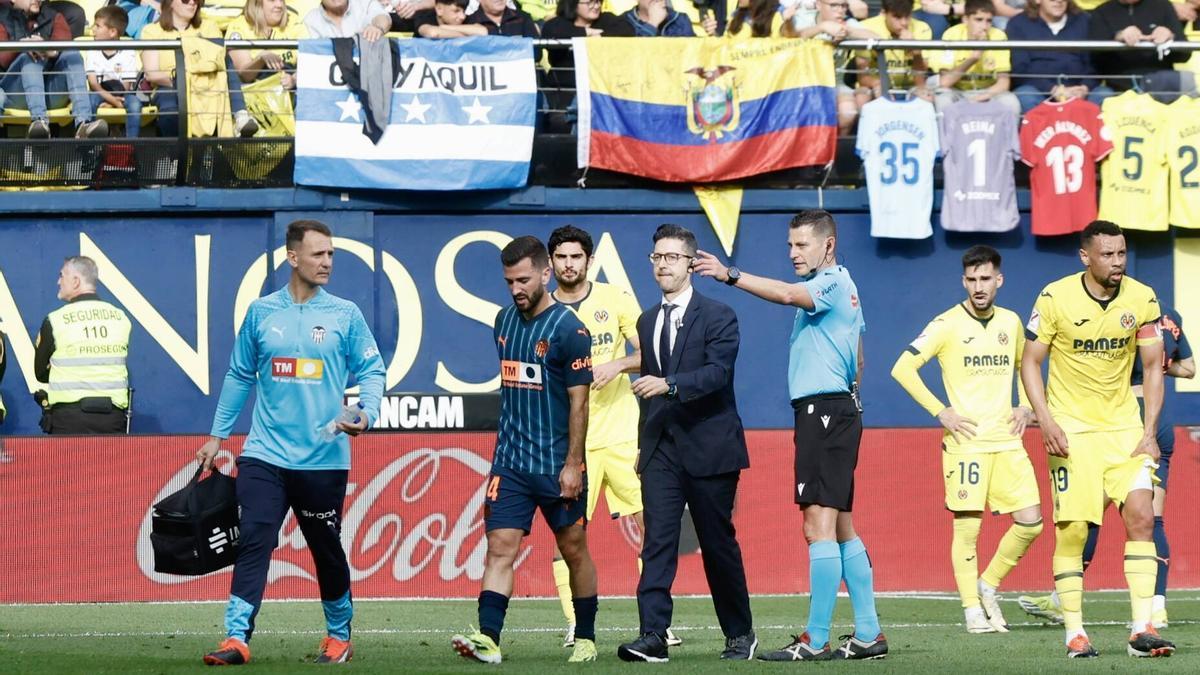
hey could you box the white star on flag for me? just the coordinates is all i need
[462,97,492,125]
[401,95,432,123]
[336,94,362,122]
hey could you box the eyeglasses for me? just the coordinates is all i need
[821,0,850,8]
[648,253,694,265]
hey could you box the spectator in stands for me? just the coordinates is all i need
[854,0,932,99]
[86,6,144,138]
[913,0,961,38]
[1089,0,1193,101]
[541,0,630,128]
[380,0,436,32]
[1175,0,1200,23]
[226,0,308,133]
[726,0,794,36]
[623,0,713,35]
[467,0,540,34]
[789,0,879,135]
[414,0,490,35]
[1007,0,1113,112]
[140,0,222,137]
[0,0,109,138]
[929,0,1021,116]
[304,0,393,39]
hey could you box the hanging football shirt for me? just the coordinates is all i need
[1099,91,1170,232]
[1167,95,1200,229]
[1019,97,1112,236]
[939,99,1020,232]
[856,97,939,239]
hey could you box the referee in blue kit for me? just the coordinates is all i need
[195,220,385,666]
[693,210,886,661]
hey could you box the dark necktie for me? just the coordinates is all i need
[659,303,676,374]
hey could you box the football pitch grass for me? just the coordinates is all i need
[3,592,1198,673]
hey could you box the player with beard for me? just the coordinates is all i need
[452,235,599,664]
[890,245,1042,634]
[1020,220,1174,659]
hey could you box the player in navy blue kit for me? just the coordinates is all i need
[452,236,599,664]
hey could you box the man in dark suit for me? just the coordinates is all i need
[616,224,756,663]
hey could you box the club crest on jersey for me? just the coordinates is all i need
[685,65,740,141]
[1121,312,1136,330]
[535,339,549,358]
[594,309,609,323]
[997,330,1009,346]
[311,326,326,344]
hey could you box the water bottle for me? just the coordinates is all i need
[320,402,365,441]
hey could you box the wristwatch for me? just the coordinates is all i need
[725,267,741,286]
[666,376,678,399]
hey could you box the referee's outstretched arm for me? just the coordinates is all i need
[692,250,816,309]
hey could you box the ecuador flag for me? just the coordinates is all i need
[575,37,837,183]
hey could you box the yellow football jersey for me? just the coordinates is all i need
[930,25,1011,91]
[1167,96,1200,229]
[855,14,933,90]
[1027,273,1161,433]
[557,282,641,450]
[1099,91,1170,232]
[903,304,1028,453]
[223,15,308,69]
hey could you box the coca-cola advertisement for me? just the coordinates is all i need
[0,429,1196,603]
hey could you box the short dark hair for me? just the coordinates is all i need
[963,0,993,16]
[789,209,837,240]
[548,225,594,258]
[880,0,914,18]
[1080,220,1123,248]
[435,0,469,7]
[286,219,332,250]
[501,235,549,268]
[652,224,697,256]
[962,245,1001,270]
[95,5,129,33]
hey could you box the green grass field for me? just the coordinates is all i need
[3,592,1198,673]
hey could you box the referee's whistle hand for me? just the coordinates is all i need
[692,250,728,282]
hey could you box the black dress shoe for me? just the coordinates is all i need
[720,631,758,660]
[617,632,669,662]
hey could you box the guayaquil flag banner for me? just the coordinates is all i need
[294,37,537,190]
[574,37,838,183]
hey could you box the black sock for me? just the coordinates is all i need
[478,590,509,644]
[572,595,598,641]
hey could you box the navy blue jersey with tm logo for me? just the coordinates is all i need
[493,303,593,475]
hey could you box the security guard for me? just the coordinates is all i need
[34,256,132,434]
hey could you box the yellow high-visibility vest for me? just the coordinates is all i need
[46,300,132,409]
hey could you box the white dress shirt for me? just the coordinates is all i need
[653,284,694,372]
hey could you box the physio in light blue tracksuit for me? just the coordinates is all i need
[196,219,385,665]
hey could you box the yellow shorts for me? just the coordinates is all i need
[586,441,643,520]
[943,446,1040,514]
[1048,428,1159,525]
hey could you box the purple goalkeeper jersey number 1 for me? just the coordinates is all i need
[939,99,1021,233]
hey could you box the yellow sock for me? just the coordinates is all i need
[981,519,1043,589]
[952,515,982,608]
[1053,521,1088,635]
[552,558,575,625]
[1125,540,1157,631]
